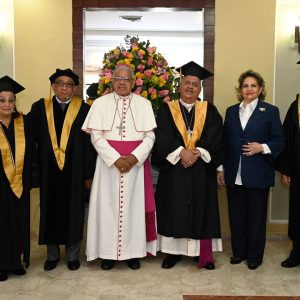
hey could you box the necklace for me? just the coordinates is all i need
[114,93,132,135]
[181,104,195,139]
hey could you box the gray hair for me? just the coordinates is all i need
[113,65,134,79]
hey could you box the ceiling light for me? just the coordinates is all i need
[119,15,143,22]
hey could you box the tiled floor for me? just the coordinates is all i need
[1,235,300,300]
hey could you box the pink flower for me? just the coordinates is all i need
[138,49,145,59]
[131,43,139,50]
[147,47,156,54]
[137,64,145,72]
[123,51,130,58]
[163,96,170,102]
[148,87,157,95]
[147,57,153,65]
[103,70,112,79]
[134,87,142,95]
[144,69,152,77]
[162,72,169,80]
[159,90,169,97]
[135,78,143,86]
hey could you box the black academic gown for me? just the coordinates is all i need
[0,115,32,270]
[151,101,223,239]
[28,97,96,245]
[276,96,300,244]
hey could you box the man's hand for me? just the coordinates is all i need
[281,174,291,186]
[216,171,225,187]
[85,179,93,189]
[123,154,138,172]
[114,155,138,173]
[180,148,199,168]
[114,157,128,173]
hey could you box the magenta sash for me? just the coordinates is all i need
[107,140,157,242]
[199,239,214,267]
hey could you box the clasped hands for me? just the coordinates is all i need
[180,148,201,168]
[114,154,138,174]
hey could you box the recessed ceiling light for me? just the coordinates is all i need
[119,15,143,22]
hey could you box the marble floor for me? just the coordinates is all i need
[1,235,300,300]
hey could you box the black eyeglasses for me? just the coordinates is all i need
[112,76,132,83]
[55,81,75,88]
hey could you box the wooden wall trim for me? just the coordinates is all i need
[72,0,215,102]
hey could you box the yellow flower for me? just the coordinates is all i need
[104,77,111,84]
[151,75,159,85]
[124,58,132,65]
[151,93,157,100]
[141,91,148,98]
[128,53,134,59]
[113,48,120,54]
[135,72,144,79]
[159,78,166,87]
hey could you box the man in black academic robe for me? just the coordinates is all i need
[276,94,300,268]
[28,68,95,271]
[152,61,223,270]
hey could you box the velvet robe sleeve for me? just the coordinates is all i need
[276,99,298,176]
[195,103,223,169]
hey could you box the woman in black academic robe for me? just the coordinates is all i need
[0,76,33,281]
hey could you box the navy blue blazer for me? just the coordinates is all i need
[223,100,285,188]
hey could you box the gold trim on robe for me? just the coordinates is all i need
[44,97,82,170]
[168,100,208,150]
[0,115,25,198]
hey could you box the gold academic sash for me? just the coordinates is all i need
[168,100,208,150]
[86,99,93,106]
[44,97,82,170]
[0,115,25,198]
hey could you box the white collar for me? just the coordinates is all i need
[240,98,258,110]
[180,99,195,112]
[56,96,71,104]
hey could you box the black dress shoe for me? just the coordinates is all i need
[10,266,26,275]
[101,259,115,270]
[67,259,80,271]
[44,259,59,271]
[127,258,140,270]
[161,254,181,269]
[247,263,259,270]
[230,257,243,265]
[204,262,215,270]
[0,271,8,281]
[281,257,300,268]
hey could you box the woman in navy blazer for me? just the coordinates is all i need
[217,70,285,270]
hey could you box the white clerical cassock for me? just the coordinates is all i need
[82,92,157,261]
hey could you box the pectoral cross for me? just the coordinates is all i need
[116,123,125,135]
[187,129,193,139]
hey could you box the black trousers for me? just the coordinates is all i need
[289,240,300,261]
[227,185,269,264]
